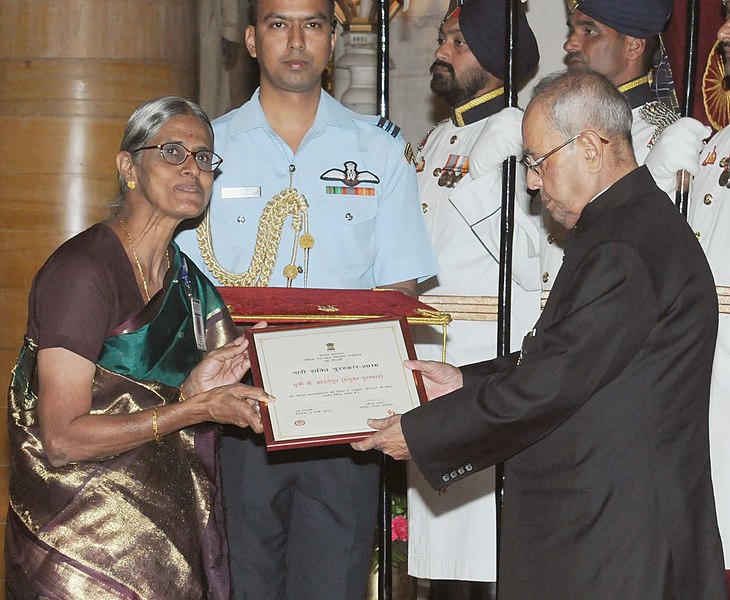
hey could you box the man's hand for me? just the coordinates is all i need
[644,117,711,192]
[404,359,463,399]
[468,107,524,178]
[351,414,411,460]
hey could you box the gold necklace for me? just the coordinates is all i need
[118,215,170,303]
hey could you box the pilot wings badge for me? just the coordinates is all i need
[320,161,380,187]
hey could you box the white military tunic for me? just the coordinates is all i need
[690,128,730,568]
[408,90,542,581]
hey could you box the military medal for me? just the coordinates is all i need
[435,154,469,188]
[719,157,730,187]
[438,169,451,187]
[720,169,729,187]
[703,146,717,166]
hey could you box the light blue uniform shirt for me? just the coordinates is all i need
[176,89,439,289]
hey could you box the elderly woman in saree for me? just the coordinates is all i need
[5,96,272,600]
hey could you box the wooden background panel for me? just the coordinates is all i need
[0,59,196,117]
[0,174,115,233]
[0,350,20,383]
[0,235,73,290]
[0,290,34,349]
[0,116,127,176]
[0,0,197,62]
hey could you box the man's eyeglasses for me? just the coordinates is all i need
[133,142,223,172]
[521,131,609,176]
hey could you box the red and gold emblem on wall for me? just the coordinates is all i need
[702,41,730,130]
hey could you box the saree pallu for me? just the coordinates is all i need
[6,245,234,600]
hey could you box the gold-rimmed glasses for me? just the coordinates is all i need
[521,131,609,176]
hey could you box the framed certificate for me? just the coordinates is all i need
[245,317,426,450]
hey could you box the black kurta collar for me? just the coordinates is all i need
[617,75,653,110]
[575,166,654,233]
[452,87,505,127]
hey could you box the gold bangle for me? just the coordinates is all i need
[152,407,162,444]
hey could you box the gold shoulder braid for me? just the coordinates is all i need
[196,165,314,287]
[616,75,650,95]
[638,100,678,147]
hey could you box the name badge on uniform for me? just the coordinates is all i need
[191,298,208,352]
[221,186,261,199]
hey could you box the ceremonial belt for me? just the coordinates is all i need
[719,285,730,315]
[420,286,730,324]
[420,287,730,364]
[541,287,730,314]
[418,295,498,322]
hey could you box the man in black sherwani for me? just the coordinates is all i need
[354,69,727,600]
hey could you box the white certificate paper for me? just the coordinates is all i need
[246,318,425,450]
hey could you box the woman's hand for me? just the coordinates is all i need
[184,336,250,396]
[193,382,274,433]
[185,322,270,397]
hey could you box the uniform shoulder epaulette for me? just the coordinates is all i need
[374,116,401,139]
[638,100,678,147]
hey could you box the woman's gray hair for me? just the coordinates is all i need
[113,96,214,209]
[530,69,633,145]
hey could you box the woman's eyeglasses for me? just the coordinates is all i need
[133,142,223,172]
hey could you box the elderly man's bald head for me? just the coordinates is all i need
[528,69,633,148]
[522,70,638,229]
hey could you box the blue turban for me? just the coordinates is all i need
[570,0,673,38]
[457,0,540,82]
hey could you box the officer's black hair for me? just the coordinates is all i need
[248,0,337,30]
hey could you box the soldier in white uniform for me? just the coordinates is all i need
[408,1,540,598]
[537,0,678,299]
[472,0,692,306]
[689,9,730,586]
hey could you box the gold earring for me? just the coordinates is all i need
[127,181,136,190]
